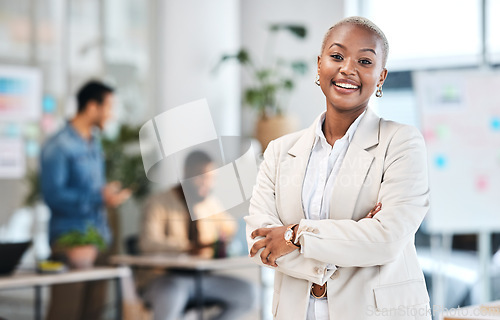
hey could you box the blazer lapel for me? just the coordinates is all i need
[329,108,380,220]
[278,116,319,224]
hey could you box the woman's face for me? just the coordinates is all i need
[317,23,387,114]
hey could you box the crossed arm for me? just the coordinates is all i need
[249,203,382,267]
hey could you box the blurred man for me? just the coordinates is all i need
[139,150,256,320]
[40,80,130,320]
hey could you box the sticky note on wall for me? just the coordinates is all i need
[435,154,447,169]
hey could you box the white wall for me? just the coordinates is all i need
[156,0,241,136]
[155,0,347,136]
[240,0,345,136]
[119,0,243,251]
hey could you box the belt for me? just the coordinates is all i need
[311,283,327,299]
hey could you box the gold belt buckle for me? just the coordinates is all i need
[311,283,327,299]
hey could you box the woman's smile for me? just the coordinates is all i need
[332,79,361,93]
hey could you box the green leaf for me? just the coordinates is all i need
[291,61,308,74]
[282,79,294,90]
[217,50,251,64]
[285,25,307,38]
[212,49,253,73]
[236,49,251,64]
[244,89,263,108]
[256,69,272,81]
[269,24,307,38]
[57,226,107,251]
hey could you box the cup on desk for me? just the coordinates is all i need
[213,239,227,259]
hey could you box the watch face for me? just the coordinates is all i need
[284,229,293,241]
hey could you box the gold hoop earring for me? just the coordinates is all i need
[375,86,383,98]
[315,74,320,86]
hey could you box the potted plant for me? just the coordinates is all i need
[101,125,151,201]
[101,125,151,254]
[56,226,106,269]
[215,23,308,151]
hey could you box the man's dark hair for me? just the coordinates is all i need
[76,80,114,113]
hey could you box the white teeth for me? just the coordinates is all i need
[335,82,359,89]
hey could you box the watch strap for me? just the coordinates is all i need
[285,224,300,248]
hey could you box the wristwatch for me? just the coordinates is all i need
[284,224,300,248]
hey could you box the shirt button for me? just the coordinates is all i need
[315,267,324,275]
[312,228,319,234]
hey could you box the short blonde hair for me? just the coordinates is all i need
[321,16,389,67]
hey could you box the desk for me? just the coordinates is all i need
[441,300,500,319]
[0,266,131,320]
[110,254,258,320]
[110,254,253,270]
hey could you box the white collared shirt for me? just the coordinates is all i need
[300,110,365,320]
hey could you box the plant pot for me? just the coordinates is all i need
[65,245,98,269]
[255,114,299,152]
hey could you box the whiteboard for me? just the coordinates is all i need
[0,65,41,121]
[414,70,500,233]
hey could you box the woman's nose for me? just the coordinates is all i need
[339,58,356,75]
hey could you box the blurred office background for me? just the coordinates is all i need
[0,0,499,319]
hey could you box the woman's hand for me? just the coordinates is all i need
[249,225,297,267]
[363,202,382,219]
[249,202,382,267]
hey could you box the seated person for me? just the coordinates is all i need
[139,150,256,320]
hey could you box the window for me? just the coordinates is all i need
[359,0,482,70]
[487,0,500,63]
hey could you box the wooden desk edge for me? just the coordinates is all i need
[441,301,500,320]
[109,254,255,271]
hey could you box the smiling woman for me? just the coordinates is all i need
[317,18,388,127]
[245,16,431,320]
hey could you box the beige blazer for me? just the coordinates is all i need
[245,108,431,320]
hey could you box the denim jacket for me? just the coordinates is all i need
[40,123,110,245]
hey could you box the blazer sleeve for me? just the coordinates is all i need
[296,125,430,267]
[245,140,329,284]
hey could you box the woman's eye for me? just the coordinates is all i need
[330,54,343,60]
[359,59,372,65]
